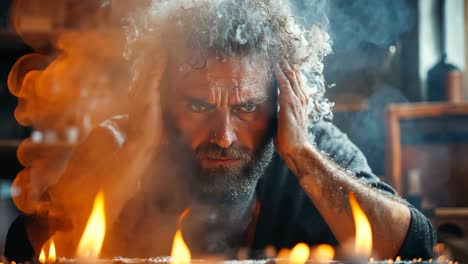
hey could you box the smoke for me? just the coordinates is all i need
[290,0,413,84]
[294,0,414,176]
[5,0,415,259]
[292,0,412,49]
[8,0,138,256]
[6,0,333,257]
[327,0,412,50]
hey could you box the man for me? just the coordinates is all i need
[6,0,435,261]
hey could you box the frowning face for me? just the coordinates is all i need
[163,55,276,202]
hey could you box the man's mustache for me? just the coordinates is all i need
[195,144,252,161]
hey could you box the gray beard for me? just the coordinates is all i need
[165,134,275,255]
[163,127,275,206]
[194,139,275,204]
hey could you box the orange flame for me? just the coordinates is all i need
[171,209,191,264]
[38,247,46,264]
[349,192,372,257]
[289,243,310,264]
[76,191,106,258]
[310,244,335,262]
[38,239,57,263]
[48,239,56,263]
[170,229,191,264]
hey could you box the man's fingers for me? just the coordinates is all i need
[275,64,294,100]
[292,65,309,105]
[281,61,305,102]
[127,56,168,151]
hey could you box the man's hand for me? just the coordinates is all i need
[43,56,169,255]
[128,55,168,152]
[274,60,311,158]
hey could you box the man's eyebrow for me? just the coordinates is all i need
[181,95,269,107]
[181,96,213,105]
[232,97,268,107]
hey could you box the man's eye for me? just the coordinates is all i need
[190,103,208,112]
[239,103,257,113]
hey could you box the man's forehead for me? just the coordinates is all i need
[168,55,271,95]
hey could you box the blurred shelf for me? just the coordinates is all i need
[0,139,21,148]
[387,102,468,118]
[0,139,77,149]
[0,140,20,161]
[436,207,468,217]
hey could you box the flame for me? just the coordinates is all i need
[310,244,335,262]
[349,192,372,257]
[170,229,191,264]
[38,247,46,264]
[171,209,191,264]
[49,239,56,263]
[76,191,106,258]
[288,243,310,264]
[38,239,57,263]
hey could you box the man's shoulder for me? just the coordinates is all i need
[308,120,350,145]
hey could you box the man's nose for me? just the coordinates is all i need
[210,114,238,148]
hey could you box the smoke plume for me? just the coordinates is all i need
[7,0,336,257]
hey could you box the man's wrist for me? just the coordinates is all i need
[280,140,321,179]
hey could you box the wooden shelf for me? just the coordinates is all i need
[0,139,78,152]
[387,102,468,119]
[0,139,21,148]
[436,207,468,217]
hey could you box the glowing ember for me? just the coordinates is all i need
[76,191,106,258]
[288,243,310,264]
[349,192,373,257]
[275,248,290,264]
[264,245,276,258]
[38,247,46,264]
[49,239,56,263]
[171,209,191,264]
[310,244,335,262]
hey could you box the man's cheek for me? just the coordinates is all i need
[176,123,208,151]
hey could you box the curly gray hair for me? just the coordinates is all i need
[125,0,334,123]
